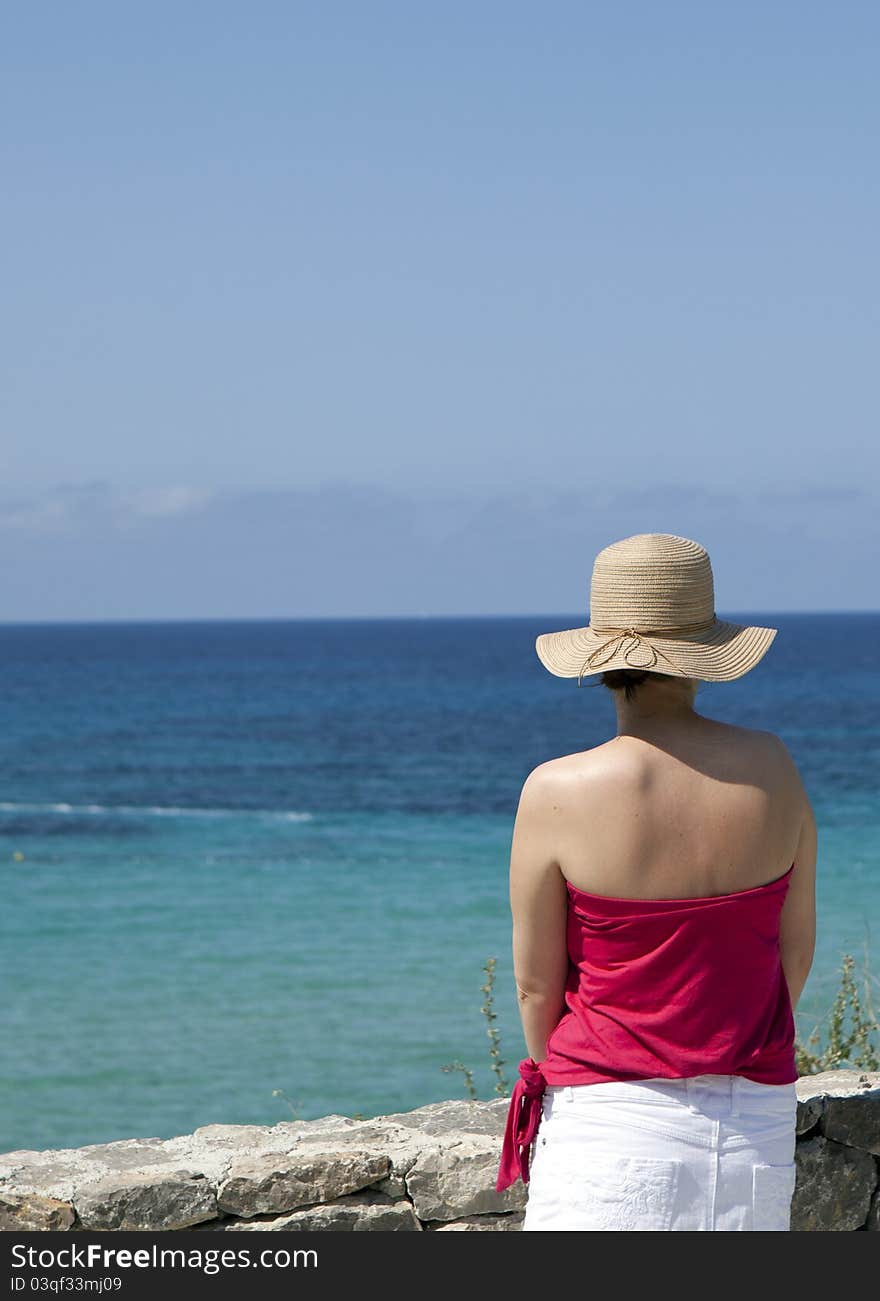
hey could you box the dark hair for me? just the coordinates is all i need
[598,669,676,702]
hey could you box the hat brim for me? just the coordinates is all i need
[535,618,778,683]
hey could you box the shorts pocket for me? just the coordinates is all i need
[554,1153,683,1231]
[752,1162,796,1231]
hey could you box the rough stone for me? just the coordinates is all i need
[823,1085,880,1155]
[220,1192,421,1232]
[217,1150,391,1217]
[797,1069,880,1096]
[0,1192,76,1231]
[791,1135,878,1232]
[866,1185,880,1231]
[0,1139,172,1203]
[286,1120,433,1197]
[191,1123,288,1145]
[377,1098,509,1139]
[431,1212,524,1232]
[157,1130,289,1185]
[76,1169,218,1232]
[795,1071,880,1139]
[796,1095,825,1137]
[405,1141,527,1222]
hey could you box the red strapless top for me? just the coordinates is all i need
[496,863,798,1191]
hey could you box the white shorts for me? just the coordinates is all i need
[522,1073,798,1231]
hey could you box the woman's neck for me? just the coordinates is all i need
[612,681,704,736]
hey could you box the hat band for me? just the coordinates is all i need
[578,615,718,684]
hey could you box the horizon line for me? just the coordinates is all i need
[0,608,878,628]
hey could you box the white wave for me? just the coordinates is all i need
[0,801,313,822]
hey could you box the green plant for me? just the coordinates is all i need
[440,1060,478,1100]
[481,956,510,1096]
[271,1088,304,1119]
[795,949,880,1074]
[440,956,511,1100]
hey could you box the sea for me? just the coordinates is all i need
[1,613,877,1154]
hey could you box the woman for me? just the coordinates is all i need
[496,533,817,1231]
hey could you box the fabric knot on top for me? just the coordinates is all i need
[496,1057,547,1192]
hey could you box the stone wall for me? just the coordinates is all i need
[1,1071,877,1232]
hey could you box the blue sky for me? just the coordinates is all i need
[1,2,877,618]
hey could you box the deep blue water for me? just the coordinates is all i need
[1,613,877,1153]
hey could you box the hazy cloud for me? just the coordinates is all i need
[0,482,213,535]
[753,485,868,505]
[0,477,875,620]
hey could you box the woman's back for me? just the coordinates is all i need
[542,718,808,903]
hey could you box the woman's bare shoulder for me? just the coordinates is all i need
[756,730,813,807]
[526,740,634,790]
[693,723,813,813]
[738,726,805,773]
[533,738,622,772]
[516,746,609,801]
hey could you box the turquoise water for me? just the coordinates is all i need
[1,614,877,1152]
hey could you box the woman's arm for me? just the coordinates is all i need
[509,764,570,1062]
[779,797,818,1011]
[770,734,818,1011]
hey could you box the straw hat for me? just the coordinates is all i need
[535,533,777,684]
